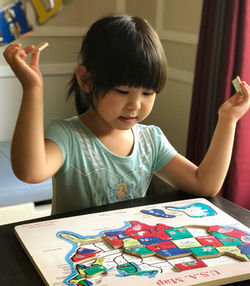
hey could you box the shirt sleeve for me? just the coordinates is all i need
[44,119,71,166]
[151,125,177,172]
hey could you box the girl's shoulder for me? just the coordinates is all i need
[134,123,164,137]
[47,116,83,130]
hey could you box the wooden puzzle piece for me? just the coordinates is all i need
[238,245,250,258]
[92,257,104,266]
[122,237,141,248]
[59,232,102,246]
[117,262,157,277]
[212,232,245,247]
[84,265,107,278]
[165,227,193,240]
[174,260,207,271]
[71,247,101,263]
[208,226,250,244]
[77,280,92,286]
[102,234,123,249]
[124,245,155,257]
[156,247,192,260]
[68,274,92,285]
[33,42,49,53]
[190,246,220,259]
[103,230,130,240]
[141,208,175,218]
[195,235,223,247]
[138,236,170,245]
[75,263,107,279]
[232,76,244,97]
[216,246,249,262]
[165,203,217,218]
[173,237,202,249]
[146,240,176,251]
[124,221,172,240]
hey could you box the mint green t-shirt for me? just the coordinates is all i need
[45,116,177,214]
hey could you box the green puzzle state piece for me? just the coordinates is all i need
[190,246,220,259]
[165,227,193,240]
[213,232,244,246]
[84,265,107,277]
[117,262,157,276]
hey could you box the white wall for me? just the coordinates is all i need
[0,0,202,154]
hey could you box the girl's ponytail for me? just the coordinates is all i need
[67,73,89,115]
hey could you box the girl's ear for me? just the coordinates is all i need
[76,66,91,92]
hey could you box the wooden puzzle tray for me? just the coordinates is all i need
[15,198,250,286]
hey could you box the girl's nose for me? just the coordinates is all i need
[126,94,141,110]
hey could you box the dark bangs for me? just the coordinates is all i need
[81,15,167,96]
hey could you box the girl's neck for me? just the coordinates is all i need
[79,108,133,136]
[79,109,134,157]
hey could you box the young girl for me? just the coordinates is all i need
[4,15,250,215]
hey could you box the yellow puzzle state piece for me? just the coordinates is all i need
[122,238,141,248]
[216,246,249,262]
[173,238,202,249]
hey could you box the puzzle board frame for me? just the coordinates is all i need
[15,198,250,286]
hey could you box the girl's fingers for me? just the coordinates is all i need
[23,45,35,54]
[30,51,40,67]
[240,83,250,100]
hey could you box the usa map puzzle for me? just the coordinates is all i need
[15,198,250,285]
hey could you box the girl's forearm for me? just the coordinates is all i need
[196,117,237,195]
[11,88,47,182]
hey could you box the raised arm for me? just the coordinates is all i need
[3,44,62,183]
[157,81,250,197]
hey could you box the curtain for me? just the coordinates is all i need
[186,0,250,209]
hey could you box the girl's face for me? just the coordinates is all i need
[94,86,156,131]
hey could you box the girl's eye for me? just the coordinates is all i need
[114,88,129,94]
[143,91,154,96]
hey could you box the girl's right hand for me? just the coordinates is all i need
[3,43,43,91]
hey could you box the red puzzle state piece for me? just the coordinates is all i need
[208,226,250,245]
[124,221,172,241]
[196,235,223,247]
[175,260,207,271]
[146,241,176,251]
[103,234,123,249]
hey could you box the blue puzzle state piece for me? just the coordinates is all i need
[141,209,175,218]
[156,247,192,259]
[104,231,130,239]
[238,245,250,256]
[77,248,97,255]
[138,236,169,245]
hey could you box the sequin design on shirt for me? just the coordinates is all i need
[109,180,135,202]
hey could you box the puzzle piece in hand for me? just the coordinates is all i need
[0,1,33,45]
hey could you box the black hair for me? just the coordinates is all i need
[68,14,167,114]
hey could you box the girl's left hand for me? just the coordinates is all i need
[219,81,250,122]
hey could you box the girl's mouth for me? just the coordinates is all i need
[119,116,137,123]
